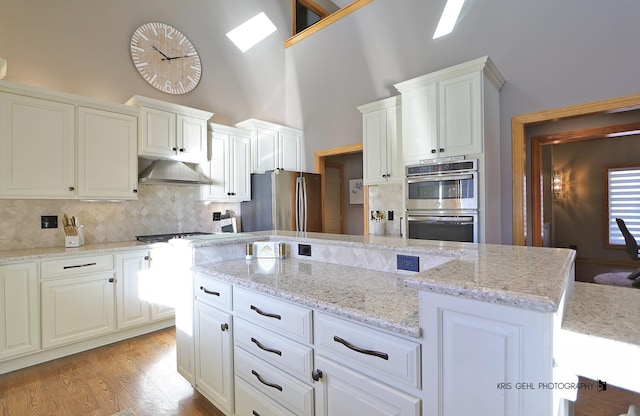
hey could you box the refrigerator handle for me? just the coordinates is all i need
[295,177,301,231]
[302,177,308,232]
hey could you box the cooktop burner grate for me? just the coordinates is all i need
[135,232,212,244]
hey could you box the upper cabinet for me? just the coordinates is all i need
[0,81,139,200]
[394,56,505,165]
[126,95,213,164]
[358,96,402,185]
[235,119,302,173]
[200,123,251,202]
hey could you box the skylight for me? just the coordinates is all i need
[226,12,277,53]
[433,0,466,39]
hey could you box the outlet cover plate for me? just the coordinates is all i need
[397,254,419,272]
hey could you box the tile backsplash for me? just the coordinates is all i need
[368,183,403,236]
[0,185,240,251]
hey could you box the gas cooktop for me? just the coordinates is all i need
[135,232,213,244]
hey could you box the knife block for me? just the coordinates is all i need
[65,226,85,248]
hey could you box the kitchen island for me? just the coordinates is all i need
[186,231,579,416]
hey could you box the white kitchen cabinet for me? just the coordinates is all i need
[201,123,251,202]
[0,81,140,200]
[235,118,303,173]
[394,56,504,164]
[314,355,420,416]
[358,96,402,185]
[41,272,115,349]
[0,91,76,198]
[115,251,151,329]
[78,106,138,200]
[194,296,234,414]
[127,95,213,163]
[0,262,39,361]
[420,290,556,416]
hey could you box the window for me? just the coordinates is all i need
[606,164,640,246]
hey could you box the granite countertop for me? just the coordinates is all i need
[0,240,149,263]
[403,243,576,312]
[194,257,421,339]
[558,282,640,393]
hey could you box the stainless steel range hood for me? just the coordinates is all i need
[138,160,212,185]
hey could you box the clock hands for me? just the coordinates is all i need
[161,53,198,61]
[152,45,171,60]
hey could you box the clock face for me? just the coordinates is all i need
[130,22,202,95]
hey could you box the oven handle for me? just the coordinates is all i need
[407,173,474,183]
[407,215,474,223]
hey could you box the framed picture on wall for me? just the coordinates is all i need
[349,179,364,204]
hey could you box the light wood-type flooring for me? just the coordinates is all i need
[0,327,224,416]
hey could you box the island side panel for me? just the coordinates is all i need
[420,291,555,416]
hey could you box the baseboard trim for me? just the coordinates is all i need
[0,319,174,375]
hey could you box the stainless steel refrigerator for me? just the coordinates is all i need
[241,170,322,232]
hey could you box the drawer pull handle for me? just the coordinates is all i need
[252,411,260,416]
[250,305,281,320]
[200,286,220,296]
[333,336,389,360]
[251,370,283,391]
[63,262,97,269]
[251,337,282,356]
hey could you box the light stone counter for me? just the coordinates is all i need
[193,258,421,338]
[0,240,149,263]
[558,282,640,393]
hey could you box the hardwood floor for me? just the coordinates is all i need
[0,327,224,416]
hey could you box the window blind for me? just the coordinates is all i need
[608,167,640,245]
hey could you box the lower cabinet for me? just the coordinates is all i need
[314,355,421,416]
[0,262,39,361]
[41,272,115,348]
[194,299,234,414]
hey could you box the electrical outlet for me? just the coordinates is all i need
[388,210,394,221]
[41,215,58,229]
[298,244,312,256]
[397,254,419,272]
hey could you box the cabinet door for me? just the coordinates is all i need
[78,107,138,200]
[203,130,230,200]
[41,272,115,348]
[139,106,177,159]
[439,72,482,156]
[253,127,278,173]
[314,355,421,416]
[401,84,438,163]
[279,131,301,172]
[195,301,234,414]
[177,114,208,163]
[115,251,150,330]
[0,92,75,198]
[363,108,388,185]
[229,133,251,201]
[0,262,39,360]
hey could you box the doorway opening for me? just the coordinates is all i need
[314,144,364,234]
[511,94,640,246]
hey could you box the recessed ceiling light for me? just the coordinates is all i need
[433,0,466,39]
[226,12,277,53]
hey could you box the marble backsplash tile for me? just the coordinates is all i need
[368,183,403,236]
[0,185,240,251]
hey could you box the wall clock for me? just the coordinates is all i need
[130,22,202,95]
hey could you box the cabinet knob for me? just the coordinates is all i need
[179,148,185,152]
[431,149,437,154]
[439,148,445,153]
[220,323,229,331]
[172,147,178,151]
[108,277,115,283]
[312,369,323,381]
[144,256,150,261]
[69,186,75,191]
[133,189,138,194]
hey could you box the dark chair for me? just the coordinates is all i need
[615,218,640,287]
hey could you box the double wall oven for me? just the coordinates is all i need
[406,158,478,243]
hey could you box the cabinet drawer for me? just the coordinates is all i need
[235,377,298,416]
[194,274,232,311]
[235,317,313,382]
[41,255,114,279]
[315,313,421,390]
[233,287,312,344]
[235,347,314,416]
